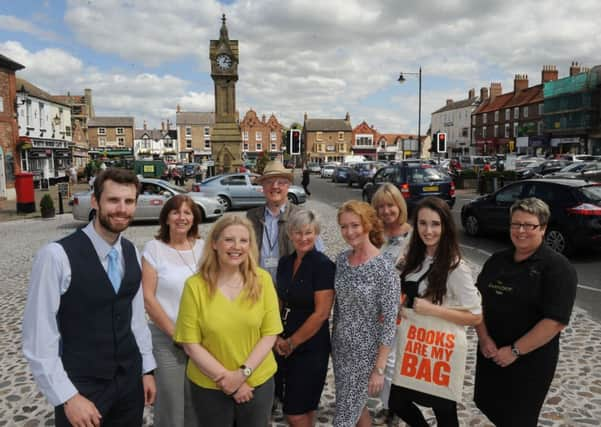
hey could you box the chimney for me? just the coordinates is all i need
[446,99,453,106]
[143,120,147,130]
[541,65,558,83]
[480,87,489,101]
[176,104,181,113]
[161,121,165,131]
[345,112,350,121]
[166,119,170,130]
[304,112,308,121]
[513,74,529,93]
[468,88,475,99]
[490,82,502,100]
[84,88,94,117]
[262,114,266,123]
[570,61,581,76]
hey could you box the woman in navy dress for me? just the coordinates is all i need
[274,209,335,427]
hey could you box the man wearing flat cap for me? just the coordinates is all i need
[247,160,323,281]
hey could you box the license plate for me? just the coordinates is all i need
[423,186,439,192]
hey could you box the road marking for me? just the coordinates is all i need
[461,244,601,293]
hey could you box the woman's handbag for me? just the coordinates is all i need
[391,308,468,402]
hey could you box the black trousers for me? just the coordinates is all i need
[55,369,144,427]
[388,384,458,427]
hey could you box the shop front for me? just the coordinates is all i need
[20,139,72,183]
[550,136,586,155]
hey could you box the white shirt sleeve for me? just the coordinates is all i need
[131,246,157,374]
[22,243,78,407]
[446,260,482,314]
[142,239,158,269]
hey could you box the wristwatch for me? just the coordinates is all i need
[240,365,253,377]
[375,367,385,376]
[511,343,521,358]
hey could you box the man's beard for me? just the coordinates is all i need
[97,207,133,234]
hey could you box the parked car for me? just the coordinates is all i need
[348,162,387,188]
[331,165,352,183]
[461,178,601,255]
[558,154,597,162]
[71,178,225,222]
[516,159,572,180]
[307,162,322,174]
[191,172,306,209]
[546,161,601,181]
[362,162,456,215]
[320,163,336,179]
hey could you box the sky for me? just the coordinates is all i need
[2,0,600,134]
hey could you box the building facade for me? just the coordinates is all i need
[240,109,284,162]
[16,78,73,183]
[0,54,24,199]
[431,89,479,156]
[303,113,352,164]
[51,88,95,168]
[175,108,215,163]
[351,121,378,160]
[87,116,134,162]
[376,133,419,161]
[134,121,177,162]
[543,62,601,155]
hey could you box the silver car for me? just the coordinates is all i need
[192,172,306,210]
[71,178,225,222]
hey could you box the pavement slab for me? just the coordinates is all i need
[1,199,600,426]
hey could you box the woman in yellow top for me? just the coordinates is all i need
[174,215,283,427]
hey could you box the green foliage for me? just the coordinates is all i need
[255,150,269,174]
[40,194,54,210]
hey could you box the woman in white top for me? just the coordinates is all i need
[142,194,204,427]
[371,183,412,424]
[389,197,482,427]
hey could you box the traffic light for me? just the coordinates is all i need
[436,132,447,153]
[290,129,301,155]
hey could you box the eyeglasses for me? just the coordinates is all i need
[262,178,289,187]
[510,222,540,231]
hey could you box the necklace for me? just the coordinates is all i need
[173,239,197,275]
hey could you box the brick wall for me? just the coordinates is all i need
[0,68,21,189]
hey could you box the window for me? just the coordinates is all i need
[523,106,529,118]
[495,183,525,204]
[185,127,191,136]
[482,127,487,138]
[99,137,106,146]
[270,131,277,141]
[118,137,125,146]
[204,127,210,136]
[66,126,71,136]
[504,124,510,138]
[472,115,476,125]
[39,103,44,128]
[494,111,499,122]
[255,131,262,141]
[256,143,262,151]
[494,125,498,137]
[243,142,249,151]
[243,131,248,141]
[186,139,192,149]
[462,127,469,137]
[204,139,210,149]
[221,175,246,186]
[270,143,277,151]
[513,122,519,137]
[316,132,323,141]
[98,127,106,135]
[482,113,487,124]
[505,109,510,120]
[116,127,124,135]
[338,132,344,141]
[374,167,398,184]
[513,107,519,119]
[538,104,544,115]
[537,121,543,135]
[339,143,347,152]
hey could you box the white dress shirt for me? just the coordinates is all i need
[22,222,156,406]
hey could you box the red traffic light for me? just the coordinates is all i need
[436,132,447,153]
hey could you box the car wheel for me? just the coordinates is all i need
[464,214,480,236]
[219,196,232,211]
[288,193,298,204]
[545,228,572,255]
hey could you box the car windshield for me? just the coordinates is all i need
[157,180,187,193]
[559,162,588,173]
[580,185,601,203]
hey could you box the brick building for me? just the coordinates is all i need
[239,109,284,162]
[87,116,135,162]
[351,121,378,160]
[0,54,24,199]
[175,107,215,163]
[303,113,352,164]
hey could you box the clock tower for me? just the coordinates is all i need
[210,14,242,173]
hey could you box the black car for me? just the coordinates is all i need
[461,178,601,255]
[332,166,351,183]
[516,159,571,180]
[348,162,386,188]
[362,162,456,214]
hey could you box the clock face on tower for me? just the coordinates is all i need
[216,54,233,71]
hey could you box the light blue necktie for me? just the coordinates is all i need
[107,247,122,293]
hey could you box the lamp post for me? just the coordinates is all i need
[398,67,422,158]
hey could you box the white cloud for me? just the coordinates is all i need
[0,15,60,41]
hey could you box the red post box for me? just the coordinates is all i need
[15,172,36,213]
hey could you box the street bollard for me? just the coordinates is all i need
[58,191,64,215]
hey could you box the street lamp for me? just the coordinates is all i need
[398,67,422,158]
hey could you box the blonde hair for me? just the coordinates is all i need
[371,183,409,226]
[337,200,384,248]
[198,215,261,304]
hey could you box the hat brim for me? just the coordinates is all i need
[256,171,293,183]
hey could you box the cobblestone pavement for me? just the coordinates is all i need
[1,199,601,426]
